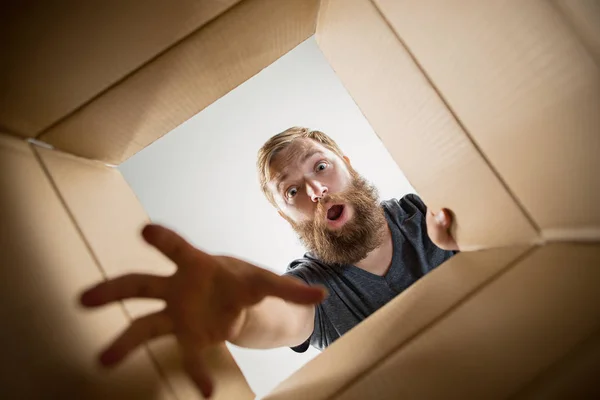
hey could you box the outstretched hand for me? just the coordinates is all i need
[425,208,459,251]
[79,224,326,398]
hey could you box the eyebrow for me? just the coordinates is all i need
[274,150,324,191]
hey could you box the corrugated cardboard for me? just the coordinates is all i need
[374,0,600,239]
[331,243,600,400]
[0,0,240,137]
[1,0,599,398]
[264,241,600,399]
[264,245,533,400]
[512,331,600,400]
[552,0,600,66]
[36,0,320,164]
[0,133,174,399]
[35,146,254,400]
[316,0,539,251]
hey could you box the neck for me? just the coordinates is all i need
[354,222,393,276]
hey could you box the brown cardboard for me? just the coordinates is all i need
[0,133,174,399]
[315,0,539,251]
[552,0,600,66]
[264,244,533,400]
[512,331,600,400]
[36,146,254,400]
[36,0,320,165]
[374,0,600,240]
[1,0,599,398]
[0,0,240,137]
[35,147,174,318]
[332,243,600,400]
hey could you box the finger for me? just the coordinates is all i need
[142,224,204,269]
[99,311,173,367]
[257,272,328,305]
[426,209,459,251]
[180,340,214,398]
[434,209,452,229]
[80,274,170,307]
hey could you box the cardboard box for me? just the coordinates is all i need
[1,0,598,398]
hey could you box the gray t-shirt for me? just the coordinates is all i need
[284,193,457,352]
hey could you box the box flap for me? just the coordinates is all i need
[315,0,539,250]
[552,0,600,66]
[331,242,600,399]
[37,0,320,165]
[265,244,532,400]
[0,0,240,137]
[512,331,600,400]
[35,145,255,400]
[0,133,174,399]
[375,0,600,240]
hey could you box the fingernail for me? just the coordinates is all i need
[99,348,119,367]
[143,225,168,246]
[311,284,328,297]
[79,290,92,306]
[435,211,447,225]
[80,288,100,306]
[141,224,155,241]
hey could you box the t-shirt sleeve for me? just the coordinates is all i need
[283,263,327,353]
[394,193,460,255]
[400,192,428,215]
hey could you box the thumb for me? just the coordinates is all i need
[259,273,328,305]
[434,209,452,229]
[427,208,459,251]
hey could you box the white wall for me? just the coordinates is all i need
[119,37,415,398]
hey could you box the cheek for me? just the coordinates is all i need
[327,168,352,193]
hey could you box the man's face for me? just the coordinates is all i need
[267,139,386,265]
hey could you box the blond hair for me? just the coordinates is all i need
[257,127,345,206]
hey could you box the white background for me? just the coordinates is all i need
[120,37,415,398]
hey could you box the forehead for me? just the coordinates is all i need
[269,138,337,185]
[270,138,326,175]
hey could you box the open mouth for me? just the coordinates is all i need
[327,204,345,221]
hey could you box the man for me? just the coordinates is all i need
[80,127,458,398]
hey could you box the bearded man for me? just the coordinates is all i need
[80,127,459,397]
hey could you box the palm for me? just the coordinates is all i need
[168,257,249,343]
[80,224,325,398]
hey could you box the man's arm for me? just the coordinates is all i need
[79,224,325,397]
[229,297,315,349]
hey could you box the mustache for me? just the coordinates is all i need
[290,173,386,265]
[314,193,347,220]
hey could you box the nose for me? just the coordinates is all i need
[307,180,328,202]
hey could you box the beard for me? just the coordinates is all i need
[290,173,387,266]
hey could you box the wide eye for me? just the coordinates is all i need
[286,187,298,199]
[316,161,328,172]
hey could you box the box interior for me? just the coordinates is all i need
[1,0,599,399]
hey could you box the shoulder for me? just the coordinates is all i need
[382,193,428,223]
[284,254,330,285]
